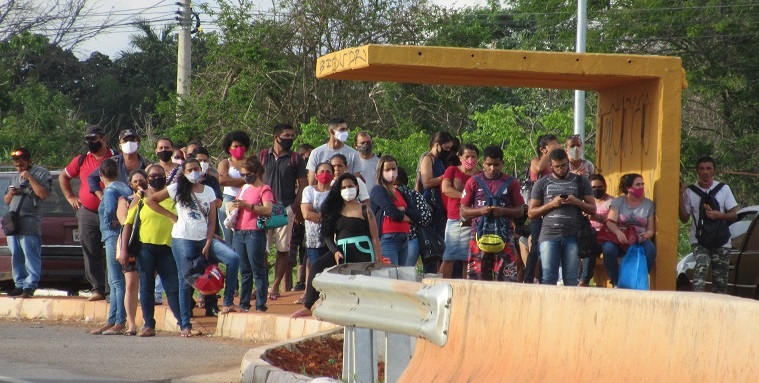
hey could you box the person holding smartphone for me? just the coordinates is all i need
[527,148,596,287]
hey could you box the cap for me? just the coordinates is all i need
[85,125,105,138]
[119,129,138,141]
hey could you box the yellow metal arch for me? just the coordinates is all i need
[317,44,687,290]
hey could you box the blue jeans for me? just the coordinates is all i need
[443,219,469,261]
[233,230,268,311]
[218,195,235,245]
[539,236,580,287]
[104,235,126,325]
[307,247,330,266]
[602,240,656,287]
[172,238,240,329]
[380,233,408,265]
[405,237,420,268]
[137,244,181,329]
[8,235,42,290]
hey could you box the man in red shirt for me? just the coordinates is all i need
[59,125,116,301]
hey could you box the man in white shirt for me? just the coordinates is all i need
[354,131,379,191]
[306,117,361,186]
[679,156,738,293]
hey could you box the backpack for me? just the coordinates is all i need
[473,175,515,253]
[688,183,731,248]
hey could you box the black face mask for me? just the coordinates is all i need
[149,177,166,190]
[437,145,449,160]
[156,150,173,162]
[278,137,294,151]
[593,189,606,199]
[244,174,257,184]
[357,142,373,155]
[87,141,103,153]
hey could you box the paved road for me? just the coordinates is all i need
[0,318,263,383]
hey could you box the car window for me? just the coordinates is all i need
[0,177,10,216]
[738,211,759,251]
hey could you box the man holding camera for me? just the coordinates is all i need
[528,148,595,287]
[3,148,52,298]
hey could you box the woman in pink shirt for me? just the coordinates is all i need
[228,157,274,312]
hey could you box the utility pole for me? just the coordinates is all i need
[574,0,588,140]
[176,0,192,101]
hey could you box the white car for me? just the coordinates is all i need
[676,205,759,296]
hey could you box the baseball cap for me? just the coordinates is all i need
[119,129,138,141]
[85,125,105,138]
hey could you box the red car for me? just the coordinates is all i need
[0,170,89,295]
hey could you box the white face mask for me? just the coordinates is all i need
[383,170,398,183]
[341,187,358,201]
[335,130,349,143]
[568,146,583,161]
[186,171,202,184]
[199,161,209,174]
[121,141,139,154]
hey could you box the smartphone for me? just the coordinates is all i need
[560,194,568,199]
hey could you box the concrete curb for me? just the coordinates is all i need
[216,311,339,342]
[240,327,343,383]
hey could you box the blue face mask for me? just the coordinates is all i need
[186,171,202,184]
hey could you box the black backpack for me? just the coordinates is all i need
[688,183,731,248]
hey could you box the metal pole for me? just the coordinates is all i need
[177,0,191,101]
[574,0,588,139]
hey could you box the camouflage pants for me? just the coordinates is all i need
[692,245,730,293]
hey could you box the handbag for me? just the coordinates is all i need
[418,224,445,263]
[1,193,26,236]
[596,224,638,251]
[576,217,602,259]
[125,196,144,258]
[256,186,288,230]
[618,244,650,290]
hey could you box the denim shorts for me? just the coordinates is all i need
[443,219,470,261]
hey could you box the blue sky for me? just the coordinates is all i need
[76,0,486,59]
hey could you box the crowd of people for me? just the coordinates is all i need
[2,120,739,335]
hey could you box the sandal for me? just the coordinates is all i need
[138,327,156,337]
[180,328,193,338]
[124,330,138,336]
[294,297,306,305]
[268,291,280,301]
[102,324,125,335]
[91,323,114,335]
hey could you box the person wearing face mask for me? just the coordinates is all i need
[291,173,383,318]
[258,123,308,300]
[602,173,657,288]
[354,131,379,191]
[87,129,148,201]
[59,125,117,302]
[579,174,614,287]
[330,154,370,204]
[565,135,595,177]
[306,117,362,186]
[416,131,455,273]
[147,158,240,337]
[370,155,420,265]
[93,159,133,335]
[110,169,149,335]
[217,131,251,246]
[440,143,480,279]
[228,157,274,312]
[528,148,596,287]
[154,137,175,179]
[296,162,334,304]
[121,164,182,337]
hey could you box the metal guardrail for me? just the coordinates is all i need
[311,263,452,383]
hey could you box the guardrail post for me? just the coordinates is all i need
[342,326,378,383]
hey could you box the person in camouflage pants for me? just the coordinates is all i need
[679,156,738,294]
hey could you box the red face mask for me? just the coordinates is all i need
[629,187,644,198]
[229,146,246,160]
[315,172,334,185]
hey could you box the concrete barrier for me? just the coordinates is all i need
[400,279,759,382]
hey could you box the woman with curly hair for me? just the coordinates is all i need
[291,173,382,318]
